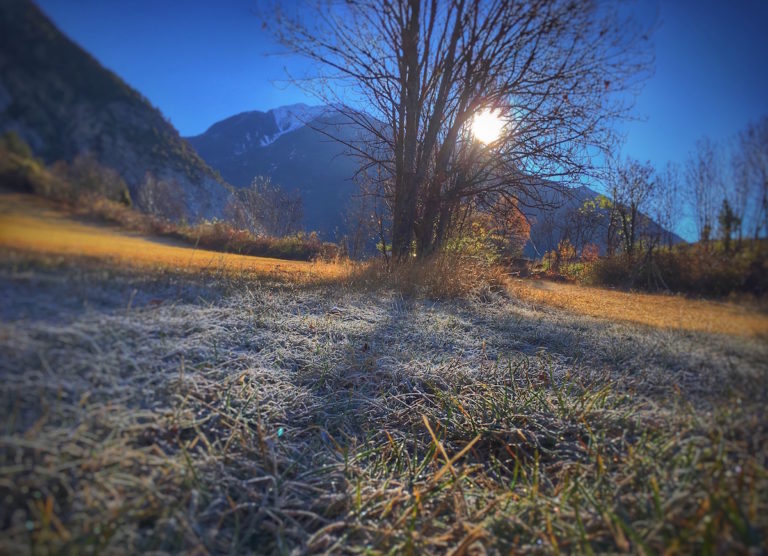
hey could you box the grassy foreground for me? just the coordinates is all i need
[1,197,767,554]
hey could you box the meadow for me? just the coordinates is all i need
[1,194,767,554]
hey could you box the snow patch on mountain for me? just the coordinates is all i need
[259,103,328,146]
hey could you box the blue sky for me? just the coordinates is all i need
[620,0,768,170]
[35,0,768,237]
[35,0,315,136]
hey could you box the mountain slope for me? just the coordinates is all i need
[0,0,231,219]
[187,106,361,237]
[191,105,683,253]
[521,185,685,258]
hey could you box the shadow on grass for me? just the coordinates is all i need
[1,256,766,554]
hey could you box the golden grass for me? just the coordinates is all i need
[507,277,768,338]
[2,193,766,338]
[0,193,347,282]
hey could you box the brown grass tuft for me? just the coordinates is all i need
[347,252,509,300]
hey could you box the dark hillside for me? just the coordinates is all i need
[0,0,232,219]
[188,109,360,237]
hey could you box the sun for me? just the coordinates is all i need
[471,108,505,144]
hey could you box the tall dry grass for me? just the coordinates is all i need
[347,252,510,299]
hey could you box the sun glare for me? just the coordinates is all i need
[471,108,505,144]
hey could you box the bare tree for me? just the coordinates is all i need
[341,192,381,259]
[732,116,768,240]
[272,0,653,260]
[562,196,608,255]
[226,176,304,237]
[653,161,680,249]
[608,157,656,259]
[686,137,722,244]
[136,173,186,221]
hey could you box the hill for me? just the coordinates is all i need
[0,0,232,219]
[187,105,361,238]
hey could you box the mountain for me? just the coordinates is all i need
[187,105,361,238]
[0,0,232,219]
[191,105,683,254]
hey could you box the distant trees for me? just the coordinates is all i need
[653,162,681,249]
[483,196,531,260]
[53,153,132,206]
[136,173,186,221]
[341,191,389,260]
[566,196,609,254]
[684,117,767,247]
[732,116,767,240]
[446,196,531,262]
[608,157,656,259]
[717,199,740,252]
[273,0,653,260]
[225,176,303,237]
[686,138,722,244]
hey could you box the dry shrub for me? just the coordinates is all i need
[174,221,326,262]
[71,200,332,263]
[655,244,768,296]
[0,141,69,199]
[350,252,508,299]
[75,195,176,235]
[587,243,768,297]
[52,154,132,206]
[581,242,600,263]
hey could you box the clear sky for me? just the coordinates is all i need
[620,0,768,171]
[35,0,768,191]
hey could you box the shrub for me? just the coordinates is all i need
[52,154,132,206]
[0,131,33,159]
[0,140,70,199]
[581,243,600,263]
[585,255,634,287]
[585,242,768,297]
[351,251,508,299]
[171,221,327,262]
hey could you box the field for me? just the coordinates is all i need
[1,194,767,554]
[0,194,346,282]
[507,278,768,338]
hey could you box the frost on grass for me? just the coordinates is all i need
[0,260,766,554]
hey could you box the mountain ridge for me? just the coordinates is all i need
[187,106,360,238]
[189,105,683,254]
[0,0,232,220]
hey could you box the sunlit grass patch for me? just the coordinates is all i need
[507,278,768,338]
[0,193,349,284]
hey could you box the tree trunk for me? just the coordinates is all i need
[390,0,421,261]
[392,172,418,259]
